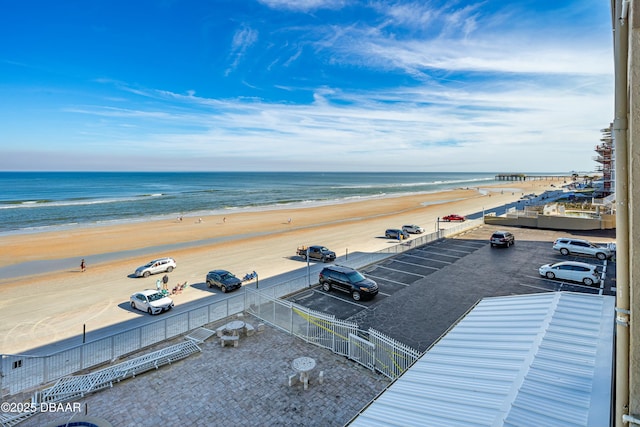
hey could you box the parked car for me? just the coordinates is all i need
[402,224,425,234]
[442,214,465,222]
[296,245,336,262]
[552,238,612,260]
[385,229,409,239]
[130,289,174,315]
[318,265,378,301]
[134,257,176,278]
[490,231,515,247]
[206,269,243,293]
[538,261,601,286]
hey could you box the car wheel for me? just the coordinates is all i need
[560,248,569,256]
[545,272,555,279]
[130,301,136,310]
[490,243,495,247]
[166,266,174,273]
[221,285,227,293]
[584,277,595,286]
[207,280,213,288]
[596,252,607,260]
[143,271,151,278]
[322,282,331,292]
[147,308,153,315]
[352,291,361,301]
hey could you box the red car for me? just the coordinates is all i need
[442,214,465,222]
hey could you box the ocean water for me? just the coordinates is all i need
[0,171,514,235]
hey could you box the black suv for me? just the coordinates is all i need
[206,269,242,293]
[490,231,515,247]
[318,265,378,301]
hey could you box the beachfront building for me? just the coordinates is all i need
[594,124,615,197]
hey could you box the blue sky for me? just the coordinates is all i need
[0,0,613,172]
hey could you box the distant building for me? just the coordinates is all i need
[594,124,614,197]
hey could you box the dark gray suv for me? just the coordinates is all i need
[490,231,515,247]
[385,229,409,240]
[318,265,378,301]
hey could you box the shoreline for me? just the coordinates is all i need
[0,178,565,354]
[0,184,507,238]
[0,182,563,277]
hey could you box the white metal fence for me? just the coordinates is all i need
[1,218,482,397]
[245,288,421,379]
[1,294,245,397]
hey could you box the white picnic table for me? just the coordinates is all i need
[292,357,316,390]
[225,320,245,336]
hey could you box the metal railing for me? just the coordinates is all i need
[1,294,244,397]
[245,288,421,380]
[1,218,483,398]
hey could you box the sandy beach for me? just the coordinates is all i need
[0,178,565,354]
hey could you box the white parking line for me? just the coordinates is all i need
[448,242,485,250]
[387,258,439,271]
[401,253,453,264]
[402,253,460,264]
[517,282,558,292]
[313,289,369,308]
[374,264,426,277]
[366,274,411,287]
[414,249,461,260]
[441,248,475,255]
[524,275,604,292]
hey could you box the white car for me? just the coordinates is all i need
[134,257,177,278]
[552,238,612,260]
[402,224,425,234]
[538,261,601,286]
[130,290,174,315]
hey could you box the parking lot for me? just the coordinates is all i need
[287,224,616,352]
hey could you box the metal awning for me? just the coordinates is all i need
[348,292,615,427]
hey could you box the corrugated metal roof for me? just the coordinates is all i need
[348,292,614,427]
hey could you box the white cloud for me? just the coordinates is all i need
[226,25,259,76]
[1,0,612,172]
[258,0,348,12]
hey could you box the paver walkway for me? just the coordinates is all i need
[19,321,389,427]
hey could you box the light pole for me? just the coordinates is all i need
[307,247,311,287]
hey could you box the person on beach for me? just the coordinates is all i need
[80,259,86,272]
[162,274,169,287]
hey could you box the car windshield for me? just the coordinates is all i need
[346,271,366,283]
[221,272,236,280]
[147,293,164,302]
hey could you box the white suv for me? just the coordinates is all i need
[402,224,425,234]
[552,238,612,260]
[134,257,177,278]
